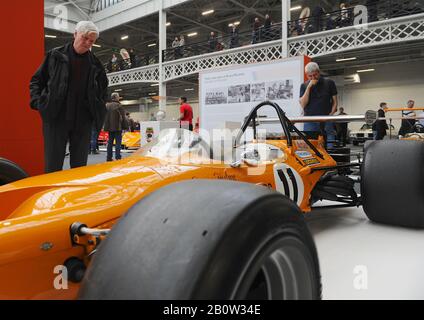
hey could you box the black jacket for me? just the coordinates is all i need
[29,43,109,131]
[372,108,388,137]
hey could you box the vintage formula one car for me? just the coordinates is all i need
[0,102,422,300]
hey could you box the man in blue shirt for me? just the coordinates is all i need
[299,62,338,147]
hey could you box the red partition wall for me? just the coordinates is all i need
[304,56,312,81]
[0,1,45,176]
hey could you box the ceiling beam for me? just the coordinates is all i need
[68,0,91,19]
[228,0,265,19]
[168,11,222,33]
[90,0,101,14]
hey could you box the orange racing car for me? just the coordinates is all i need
[0,102,422,300]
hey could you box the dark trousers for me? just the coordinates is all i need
[90,127,100,152]
[107,130,123,161]
[336,124,348,146]
[42,121,92,173]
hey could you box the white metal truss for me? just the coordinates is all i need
[108,65,160,87]
[107,13,424,86]
[288,13,424,58]
[163,41,283,81]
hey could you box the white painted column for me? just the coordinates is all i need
[159,6,167,111]
[282,0,291,58]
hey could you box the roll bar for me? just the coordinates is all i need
[234,101,324,160]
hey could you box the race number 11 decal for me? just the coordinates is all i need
[274,163,304,206]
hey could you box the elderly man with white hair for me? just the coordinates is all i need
[30,21,108,173]
[299,62,338,147]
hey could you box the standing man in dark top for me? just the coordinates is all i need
[372,102,389,140]
[30,21,108,173]
[366,0,378,23]
[311,5,325,32]
[178,97,193,131]
[229,25,239,48]
[208,32,218,52]
[252,17,261,44]
[300,62,338,147]
[263,14,272,41]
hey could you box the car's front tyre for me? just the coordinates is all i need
[79,180,321,300]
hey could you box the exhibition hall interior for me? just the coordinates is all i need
[0,0,423,302]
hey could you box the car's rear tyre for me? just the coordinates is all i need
[0,158,28,186]
[361,140,424,228]
[79,180,321,300]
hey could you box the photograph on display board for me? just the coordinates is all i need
[266,80,294,100]
[205,88,228,105]
[250,83,266,102]
[228,84,251,103]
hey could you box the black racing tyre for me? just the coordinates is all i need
[361,140,424,228]
[79,180,321,300]
[0,158,28,186]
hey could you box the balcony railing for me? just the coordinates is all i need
[106,12,424,84]
[104,51,159,73]
[163,23,282,62]
[103,0,424,74]
[161,0,424,64]
[288,0,424,37]
[95,0,125,12]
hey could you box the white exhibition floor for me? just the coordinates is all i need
[306,205,424,300]
[64,151,424,300]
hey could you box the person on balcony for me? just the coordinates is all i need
[229,25,239,48]
[29,21,108,173]
[299,62,338,147]
[366,0,378,22]
[172,36,181,59]
[330,3,347,30]
[129,48,139,68]
[252,17,261,44]
[263,14,272,41]
[120,48,131,70]
[108,53,120,72]
[291,7,311,36]
[179,35,185,57]
[311,5,325,33]
[208,32,218,52]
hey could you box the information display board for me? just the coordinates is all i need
[199,57,308,134]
